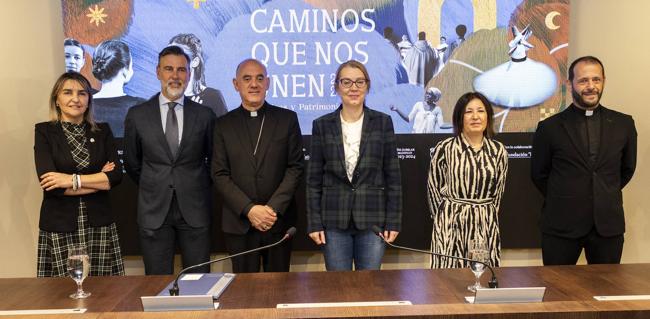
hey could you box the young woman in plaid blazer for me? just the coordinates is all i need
[307,60,403,271]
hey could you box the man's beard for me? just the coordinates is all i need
[164,82,184,100]
[572,87,602,109]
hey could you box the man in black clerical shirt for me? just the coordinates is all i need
[211,59,304,272]
[531,56,637,265]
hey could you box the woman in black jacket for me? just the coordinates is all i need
[34,72,124,277]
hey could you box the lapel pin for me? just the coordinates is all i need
[90,138,95,143]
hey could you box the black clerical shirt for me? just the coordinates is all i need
[241,104,266,157]
[568,104,601,165]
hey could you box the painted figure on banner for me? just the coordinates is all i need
[64,38,86,73]
[438,36,449,64]
[92,40,144,137]
[382,26,410,85]
[397,35,412,61]
[446,24,468,61]
[382,27,399,51]
[403,32,439,86]
[390,87,446,133]
[473,25,557,108]
[169,33,228,117]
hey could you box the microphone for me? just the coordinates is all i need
[169,226,297,296]
[371,225,498,288]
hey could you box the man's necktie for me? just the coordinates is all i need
[165,102,179,157]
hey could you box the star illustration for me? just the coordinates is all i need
[86,5,108,26]
[188,0,206,9]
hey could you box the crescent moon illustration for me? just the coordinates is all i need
[545,11,561,30]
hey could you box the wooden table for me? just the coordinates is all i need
[2,264,650,318]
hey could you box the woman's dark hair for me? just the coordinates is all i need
[452,91,495,138]
[49,72,98,132]
[92,40,131,82]
[169,33,205,94]
[64,38,85,54]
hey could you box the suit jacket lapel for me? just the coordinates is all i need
[177,98,197,160]
[333,108,347,174]
[85,126,99,167]
[357,107,372,160]
[146,96,174,161]
[560,108,589,166]
[595,106,611,167]
[52,123,75,167]
[254,103,278,168]
[232,107,256,168]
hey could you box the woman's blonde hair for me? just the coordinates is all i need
[334,59,371,91]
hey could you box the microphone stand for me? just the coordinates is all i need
[372,226,498,288]
[169,227,296,296]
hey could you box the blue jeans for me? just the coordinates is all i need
[322,227,386,271]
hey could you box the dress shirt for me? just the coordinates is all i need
[158,94,184,144]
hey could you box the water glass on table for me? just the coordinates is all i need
[67,244,91,299]
[467,239,489,292]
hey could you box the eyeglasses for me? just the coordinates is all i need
[338,78,369,88]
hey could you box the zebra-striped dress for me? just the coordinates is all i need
[427,135,508,268]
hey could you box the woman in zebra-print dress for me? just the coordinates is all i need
[427,92,508,268]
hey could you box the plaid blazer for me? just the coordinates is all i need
[307,106,402,233]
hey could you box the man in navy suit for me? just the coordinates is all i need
[532,56,636,265]
[124,46,216,274]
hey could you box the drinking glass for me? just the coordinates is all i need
[467,239,489,292]
[67,244,91,299]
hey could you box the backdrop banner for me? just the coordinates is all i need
[61,0,569,253]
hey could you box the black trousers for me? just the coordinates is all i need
[139,194,211,275]
[224,228,292,273]
[542,228,624,265]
